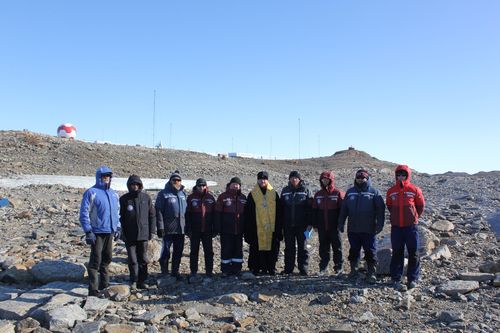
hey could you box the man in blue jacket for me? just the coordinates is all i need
[155,171,187,280]
[80,166,121,296]
[338,169,385,283]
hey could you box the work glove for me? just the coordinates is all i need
[114,229,121,241]
[375,224,383,235]
[85,231,96,245]
[157,229,165,238]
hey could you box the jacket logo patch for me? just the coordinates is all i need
[192,201,198,207]
[169,198,177,203]
[127,204,134,212]
[317,198,321,204]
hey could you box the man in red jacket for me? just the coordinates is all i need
[386,165,425,290]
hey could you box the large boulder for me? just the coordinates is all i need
[45,304,87,332]
[145,240,162,263]
[30,260,86,283]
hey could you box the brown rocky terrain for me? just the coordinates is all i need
[0,130,499,333]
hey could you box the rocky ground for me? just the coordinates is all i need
[0,130,499,333]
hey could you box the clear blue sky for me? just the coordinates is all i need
[1,1,499,174]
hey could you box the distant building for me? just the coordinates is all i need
[228,152,254,158]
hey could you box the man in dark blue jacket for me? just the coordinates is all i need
[155,171,187,280]
[279,171,312,275]
[338,169,385,282]
[119,175,156,289]
[80,166,121,296]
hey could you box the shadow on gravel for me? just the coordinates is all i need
[137,272,389,306]
[487,210,500,237]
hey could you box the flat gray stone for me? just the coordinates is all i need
[438,280,480,295]
[72,321,105,333]
[326,324,355,333]
[217,293,248,305]
[45,304,87,332]
[437,310,464,323]
[0,286,22,302]
[431,220,455,232]
[428,245,452,261]
[30,260,86,283]
[458,272,495,282]
[132,307,171,324]
[83,296,112,313]
[190,303,225,316]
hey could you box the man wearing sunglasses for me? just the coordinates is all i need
[386,165,425,290]
[338,169,385,283]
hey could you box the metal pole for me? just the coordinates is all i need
[298,118,301,160]
[153,89,156,147]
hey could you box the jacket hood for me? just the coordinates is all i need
[319,171,335,192]
[95,166,113,189]
[395,164,412,187]
[127,174,143,191]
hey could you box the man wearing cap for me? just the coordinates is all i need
[119,174,156,289]
[245,171,282,276]
[155,170,187,280]
[186,178,216,279]
[338,169,385,283]
[279,171,313,275]
[215,176,247,276]
[80,166,121,296]
[311,171,345,275]
[386,165,425,290]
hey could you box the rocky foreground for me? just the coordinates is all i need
[0,131,499,333]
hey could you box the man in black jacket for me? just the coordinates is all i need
[119,175,156,289]
[279,171,312,275]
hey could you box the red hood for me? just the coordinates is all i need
[319,171,335,193]
[395,164,412,187]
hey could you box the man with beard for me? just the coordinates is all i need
[155,171,187,280]
[338,169,385,283]
[245,171,282,276]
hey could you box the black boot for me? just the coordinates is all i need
[348,261,359,278]
[366,263,377,283]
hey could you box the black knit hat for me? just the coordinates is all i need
[257,171,269,180]
[289,171,301,180]
[355,169,369,179]
[196,178,207,186]
[229,177,241,185]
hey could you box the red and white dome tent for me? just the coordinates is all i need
[57,123,77,139]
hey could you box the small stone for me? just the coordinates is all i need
[184,308,201,321]
[431,220,455,232]
[458,272,494,282]
[437,310,464,323]
[217,293,248,305]
[438,280,479,295]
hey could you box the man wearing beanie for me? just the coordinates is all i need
[186,178,216,279]
[279,171,313,275]
[338,169,385,283]
[119,174,156,289]
[244,171,282,276]
[155,170,187,280]
[386,165,425,290]
[312,171,345,275]
[215,176,246,276]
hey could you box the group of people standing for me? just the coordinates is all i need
[79,164,424,297]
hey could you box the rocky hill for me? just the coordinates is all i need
[0,130,499,333]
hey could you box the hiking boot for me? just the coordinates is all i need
[137,282,147,290]
[334,266,344,275]
[348,261,359,278]
[366,263,376,283]
[393,280,407,292]
[407,281,418,290]
[299,270,308,276]
[129,282,137,290]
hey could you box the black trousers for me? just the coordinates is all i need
[125,240,148,283]
[220,233,243,274]
[251,238,280,275]
[189,231,214,275]
[159,234,185,275]
[88,233,113,292]
[284,226,309,273]
[318,227,343,270]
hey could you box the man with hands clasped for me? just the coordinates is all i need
[80,166,121,297]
